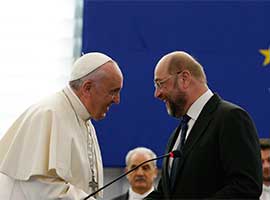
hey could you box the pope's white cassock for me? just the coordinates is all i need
[0,53,114,200]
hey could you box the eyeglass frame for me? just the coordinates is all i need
[154,71,183,89]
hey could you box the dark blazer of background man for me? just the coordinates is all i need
[145,51,262,199]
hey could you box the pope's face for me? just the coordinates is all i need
[85,62,123,120]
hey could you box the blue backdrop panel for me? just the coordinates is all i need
[82,0,270,167]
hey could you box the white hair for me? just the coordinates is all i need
[125,147,157,167]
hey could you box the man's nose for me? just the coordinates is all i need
[112,93,120,104]
[264,160,270,168]
[135,167,144,175]
[154,87,162,99]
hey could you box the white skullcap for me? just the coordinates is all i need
[70,52,112,81]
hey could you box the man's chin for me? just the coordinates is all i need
[166,107,180,119]
[263,176,270,182]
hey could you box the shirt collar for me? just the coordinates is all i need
[263,184,270,191]
[63,85,91,121]
[129,186,154,200]
[187,89,213,121]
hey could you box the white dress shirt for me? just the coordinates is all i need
[128,187,154,200]
[169,89,214,172]
[260,184,270,200]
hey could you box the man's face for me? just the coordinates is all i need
[126,153,158,194]
[84,62,123,120]
[154,63,187,118]
[261,149,270,184]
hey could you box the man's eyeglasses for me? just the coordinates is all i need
[154,71,183,89]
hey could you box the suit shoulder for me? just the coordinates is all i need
[218,99,247,114]
[209,95,254,123]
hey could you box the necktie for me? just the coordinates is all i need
[170,114,191,189]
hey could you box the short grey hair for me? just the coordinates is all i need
[125,147,157,167]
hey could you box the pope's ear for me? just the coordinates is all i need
[81,80,93,94]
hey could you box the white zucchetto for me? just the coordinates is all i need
[70,52,112,81]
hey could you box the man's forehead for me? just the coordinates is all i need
[155,64,169,81]
[261,149,270,153]
[155,55,171,72]
[261,150,270,159]
[129,153,152,164]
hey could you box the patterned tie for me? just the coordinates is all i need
[170,114,191,189]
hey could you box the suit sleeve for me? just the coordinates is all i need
[214,108,262,199]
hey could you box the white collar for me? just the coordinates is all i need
[187,89,213,120]
[63,86,91,121]
[129,186,154,200]
[263,184,270,191]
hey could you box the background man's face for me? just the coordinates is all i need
[126,153,157,194]
[261,149,270,184]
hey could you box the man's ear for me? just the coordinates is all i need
[179,70,191,89]
[154,167,158,178]
[124,167,129,174]
[81,80,92,95]
[124,167,131,180]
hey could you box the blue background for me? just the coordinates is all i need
[82,0,270,167]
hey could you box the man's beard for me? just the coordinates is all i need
[166,91,187,118]
[263,170,270,182]
[263,176,270,182]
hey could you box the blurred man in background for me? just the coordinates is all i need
[111,147,158,200]
[260,138,270,200]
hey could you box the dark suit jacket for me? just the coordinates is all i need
[145,94,262,199]
[111,191,129,200]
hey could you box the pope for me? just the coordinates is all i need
[0,52,123,200]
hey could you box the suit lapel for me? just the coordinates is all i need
[124,191,129,200]
[184,94,221,154]
[171,94,221,190]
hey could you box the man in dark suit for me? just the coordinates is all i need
[145,51,262,199]
[259,138,270,200]
[111,147,158,200]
